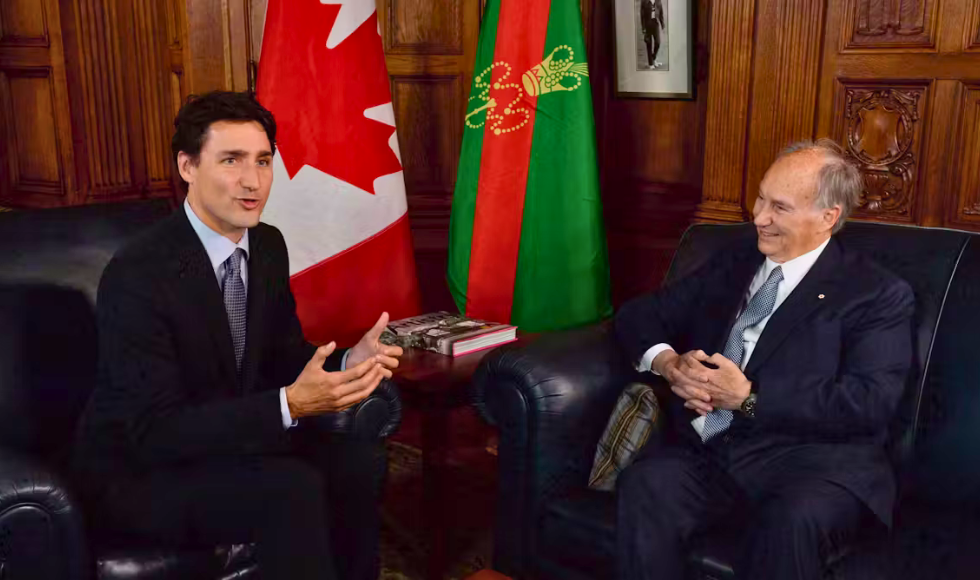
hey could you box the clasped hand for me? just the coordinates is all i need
[286,313,404,419]
[654,349,751,415]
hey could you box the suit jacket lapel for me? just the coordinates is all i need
[711,250,765,354]
[744,239,843,376]
[170,210,239,390]
[241,225,269,393]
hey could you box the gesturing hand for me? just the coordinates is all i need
[348,312,404,370]
[285,342,390,419]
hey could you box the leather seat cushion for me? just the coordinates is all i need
[95,543,257,580]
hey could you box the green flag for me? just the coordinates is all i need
[447,0,611,332]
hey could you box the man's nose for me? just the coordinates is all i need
[240,162,259,190]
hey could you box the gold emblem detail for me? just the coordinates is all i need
[464,44,589,136]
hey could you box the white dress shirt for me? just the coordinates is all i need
[184,201,348,430]
[637,238,831,435]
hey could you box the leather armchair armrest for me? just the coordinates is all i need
[306,379,402,438]
[0,447,89,579]
[470,322,635,576]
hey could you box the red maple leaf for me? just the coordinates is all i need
[257,1,401,194]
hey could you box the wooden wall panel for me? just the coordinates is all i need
[744,0,826,211]
[699,0,980,235]
[133,0,175,190]
[696,0,754,224]
[166,0,188,117]
[969,0,980,50]
[391,75,463,312]
[74,0,133,193]
[380,0,480,313]
[0,0,49,45]
[590,0,710,303]
[184,0,252,93]
[0,0,76,207]
[385,0,463,54]
[1,71,62,192]
[392,76,462,195]
[834,82,929,223]
[948,84,980,227]
[842,0,939,50]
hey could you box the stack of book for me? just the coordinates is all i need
[382,311,517,357]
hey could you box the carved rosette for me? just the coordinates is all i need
[843,87,923,218]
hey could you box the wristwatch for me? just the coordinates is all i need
[739,393,757,418]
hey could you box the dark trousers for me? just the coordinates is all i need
[616,434,870,580]
[98,421,386,580]
[644,27,661,66]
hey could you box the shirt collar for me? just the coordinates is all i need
[762,237,830,288]
[183,200,249,271]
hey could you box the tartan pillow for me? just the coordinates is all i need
[588,381,661,492]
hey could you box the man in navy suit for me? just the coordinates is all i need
[615,140,914,580]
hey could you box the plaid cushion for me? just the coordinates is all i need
[588,381,661,491]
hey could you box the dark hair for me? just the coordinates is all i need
[171,91,277,189]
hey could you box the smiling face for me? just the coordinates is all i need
[753,151,841,263]
[177,120,273,243]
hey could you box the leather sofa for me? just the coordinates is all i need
[0,201,402,580]
[473,221,980,580]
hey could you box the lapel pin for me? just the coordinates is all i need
[818,294,825,299]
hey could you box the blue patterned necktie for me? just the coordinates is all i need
[700,265,784,442]
[222,248,247,371]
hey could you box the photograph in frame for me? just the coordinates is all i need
[614,0,694,99]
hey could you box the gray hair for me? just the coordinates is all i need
[777,139,863,234]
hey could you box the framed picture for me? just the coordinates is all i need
[613,0,694,99]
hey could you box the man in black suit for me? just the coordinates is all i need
[615,141,914,580]
[640,0,665,69]
[72,92,402,580]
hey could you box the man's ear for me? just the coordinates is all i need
[824,205,842,232]
[176,152,198,187]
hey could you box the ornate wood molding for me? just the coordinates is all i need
[842,0,938,50]
[837,83,928,221]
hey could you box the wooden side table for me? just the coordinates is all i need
[390,336,535,580]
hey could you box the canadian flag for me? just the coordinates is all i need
[257,0,421,346]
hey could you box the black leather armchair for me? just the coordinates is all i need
[473,221,980,580]
[0,201,402,580]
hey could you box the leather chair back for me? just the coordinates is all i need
[903,236,980,507]
[0,201,172,460]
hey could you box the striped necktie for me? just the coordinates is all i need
[222,248,247,371]
[700,265,783,442]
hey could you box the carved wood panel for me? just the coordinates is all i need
[834,82,928,222]
[74,0,133,193]
[0,0,49,46]
[385,0,463,55]
[948,84,980,226]
[132,0,176,190]
[0,70,63,195]
[843,0,938,50]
